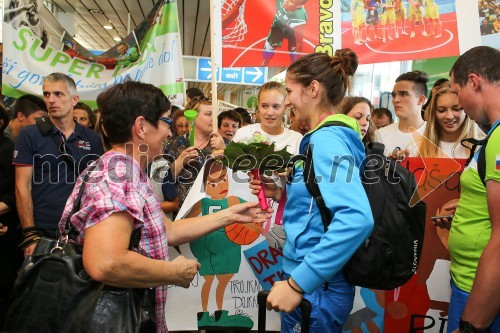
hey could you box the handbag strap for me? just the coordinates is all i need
[63,163,98,239]
[61,163,143,250]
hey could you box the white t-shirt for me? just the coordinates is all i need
[374,122,427,155]
[438,141,470,159]
[407,139,471,159]
[233,123,303,155]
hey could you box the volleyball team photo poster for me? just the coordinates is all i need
[341,0,460,64]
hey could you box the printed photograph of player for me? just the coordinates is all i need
[261,0,308,66]
[4,0,49,48]
[62,1,164,70]
[478,0,500,48]
[3,0,73,52]
[221,0,321,68]
[341,0,459,64]
[364,0,384,42]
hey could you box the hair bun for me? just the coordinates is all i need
[333,48,359,77]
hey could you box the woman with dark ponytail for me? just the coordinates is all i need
[250,49,374,332]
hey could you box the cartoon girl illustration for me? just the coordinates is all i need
[186,159,262,329]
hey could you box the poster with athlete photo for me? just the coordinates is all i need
[341,0,460,64]
[221,0,342,67]
[478,0,500,49]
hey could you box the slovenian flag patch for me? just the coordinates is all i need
[497,155,500,171]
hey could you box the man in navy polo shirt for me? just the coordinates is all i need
[13,73,104,255]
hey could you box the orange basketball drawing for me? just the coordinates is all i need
[225,222,263,245]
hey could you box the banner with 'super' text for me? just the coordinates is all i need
[2,0,184,107]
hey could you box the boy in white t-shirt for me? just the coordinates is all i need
[374,70,428,155]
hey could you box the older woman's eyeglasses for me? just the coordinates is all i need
[159,116,173,126]
[193,96,211,103]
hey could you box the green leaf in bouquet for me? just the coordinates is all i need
[254,142,277,163]
[260,146,292,172]
[233,154,258,172]
[224,142,247,160]
[222,142,258,171]
[222,143,245,169]
[246,144,258,159]
[222,141,292,173]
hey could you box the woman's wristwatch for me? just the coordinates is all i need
[459,319,489,333]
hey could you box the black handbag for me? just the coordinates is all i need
[4,166,156,333]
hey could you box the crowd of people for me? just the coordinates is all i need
[0,45,499,333]
[479,0,500,35]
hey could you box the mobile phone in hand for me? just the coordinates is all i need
[430,214,454,221]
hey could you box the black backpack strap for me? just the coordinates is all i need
[477,142,487,186]
[366,141,385,156]
[476,123,500,185]
[461,137,486,168]
[129,228,142,250]
[62,163,143,248]
[288,149,334,231]
[303,145,332,232]
[464,123,500,185]
[301,121,354,232]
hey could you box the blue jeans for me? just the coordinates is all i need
[281,274,355,333]
[448,279,500,333]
